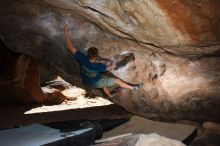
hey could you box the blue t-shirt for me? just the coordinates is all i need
[74,51,107,85]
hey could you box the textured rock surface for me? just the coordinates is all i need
[0,41,66,104]
[41,0,220,55]
[95,133,185,146]
[112,52,220,122]
[0,0,220,122]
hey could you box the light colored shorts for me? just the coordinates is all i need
[91,77,115,88]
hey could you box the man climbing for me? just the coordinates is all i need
[63,24,142,98]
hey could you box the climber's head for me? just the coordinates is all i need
[87,47,98,62]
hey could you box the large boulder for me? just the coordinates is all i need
[0,40,66,104]
[0,0,219,122]
[41,0,220,55]
[95,133,185,146]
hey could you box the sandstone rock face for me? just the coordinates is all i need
[112,52,220,122]
[95,133,185,146]
[0,41,66,104]
[0,0,220,122]
[0,41,44,103]
[41,0,220,55]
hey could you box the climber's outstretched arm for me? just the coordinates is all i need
[63,24,77,54]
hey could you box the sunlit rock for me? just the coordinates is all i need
[95,133,186,146]
[0,41,66,104]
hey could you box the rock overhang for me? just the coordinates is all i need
[0,0,220,123]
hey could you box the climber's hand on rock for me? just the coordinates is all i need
[107,64,114,71]
[63,24,69,34]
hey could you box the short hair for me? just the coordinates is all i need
[87,47,98,60]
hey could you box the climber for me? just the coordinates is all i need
[63,24,142,98]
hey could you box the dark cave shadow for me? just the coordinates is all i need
[0,103,130,130]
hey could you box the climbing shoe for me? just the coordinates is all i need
[133,83,144,90]
[109,93,116,98]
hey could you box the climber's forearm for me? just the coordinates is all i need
[63,26,77,54]
[66,36,77,54]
